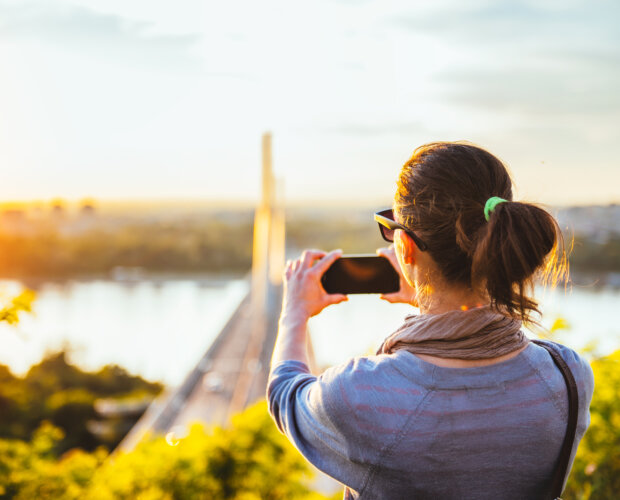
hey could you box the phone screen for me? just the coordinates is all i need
[320,255,400,294]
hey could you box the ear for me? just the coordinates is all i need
[395,229,418,265]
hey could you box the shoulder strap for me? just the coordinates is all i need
[531,339,579,500]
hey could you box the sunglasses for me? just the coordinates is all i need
[374,209,429,251]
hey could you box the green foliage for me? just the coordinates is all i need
[0,352,162,454]
[564,350,620,500]
[91,403,320,500]
[0,402,334,500]
[1,348,618,498]
[0,422,106,500]
[0,290,34,325]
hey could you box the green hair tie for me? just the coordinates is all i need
[484,197,507,221]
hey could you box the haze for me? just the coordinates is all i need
[0,0,618,206]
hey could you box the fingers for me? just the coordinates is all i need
[376,246,399,269]
[284,260,294,279]
[289,249,342,275]
[312,249,342,274]
[300,249,326,269]
[376,246,393,260]
[285,250,331,280]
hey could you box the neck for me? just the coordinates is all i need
[406,252,488,316]
[416,280,487,315]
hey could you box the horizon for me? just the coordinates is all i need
[0,196,618,213]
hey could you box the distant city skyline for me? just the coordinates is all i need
[1,0,619,205]
[0,196,616,213]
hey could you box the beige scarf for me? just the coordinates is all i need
[377,305,529,360]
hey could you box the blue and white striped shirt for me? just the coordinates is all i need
[267,340,594,500]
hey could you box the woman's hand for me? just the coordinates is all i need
[281,249,348,321]
[376,245,418,306]
[272,249,348,368]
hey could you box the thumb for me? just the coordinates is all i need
[379,293,398,303]
[326,293,348,305]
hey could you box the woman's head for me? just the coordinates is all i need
[394,142,566,323]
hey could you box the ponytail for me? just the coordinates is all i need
[471,201,567,323]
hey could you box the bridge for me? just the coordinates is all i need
[118,133,292,450]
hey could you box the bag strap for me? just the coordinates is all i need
[531,340,579,500]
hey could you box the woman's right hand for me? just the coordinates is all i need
[282,249,348,321]
[376,246,418,306]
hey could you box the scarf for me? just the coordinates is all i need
[377,305,529,360]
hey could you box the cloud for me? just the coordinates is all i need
[385,0,620,132]
[0,0,201,68]
[436,58,620,117]
[391,0,620,47]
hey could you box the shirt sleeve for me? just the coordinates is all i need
[266,360,368,492]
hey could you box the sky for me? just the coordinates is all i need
[0,0,619,206]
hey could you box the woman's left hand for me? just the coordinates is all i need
[376,245,418,306]
[282,249,348,321]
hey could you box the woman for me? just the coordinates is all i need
[267,142,594,499]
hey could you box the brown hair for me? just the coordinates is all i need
[395,142,567,324]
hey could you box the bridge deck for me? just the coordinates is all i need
[117,283,282,452]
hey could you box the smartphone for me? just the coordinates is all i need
[320,254,400,295]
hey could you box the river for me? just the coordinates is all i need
[0,277,618,385]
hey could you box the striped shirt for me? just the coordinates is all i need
[267,340,594,499]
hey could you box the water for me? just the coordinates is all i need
[309,284,620,369]
[0,278,249,385]
[0,278,618,385]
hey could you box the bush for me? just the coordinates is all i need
[0,422,105,500]
[564,350,620,499]
[1,351,617,499]
[0,402,333,500]
[0,352,162,453]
